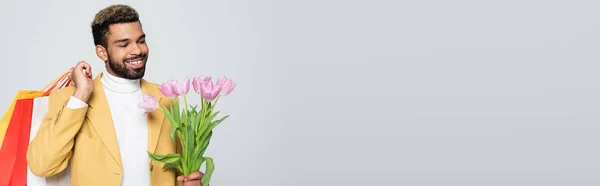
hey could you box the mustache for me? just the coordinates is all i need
[123,54,147,61]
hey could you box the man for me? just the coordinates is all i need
[26,4,205,186]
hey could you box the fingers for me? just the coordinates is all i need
[86,65,93,79]
[74,61,93,79]
[186,171,204,181]
[81,62,92,79]
[177,172,204,183]
[74,61,87,70]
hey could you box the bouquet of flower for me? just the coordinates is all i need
[139,75,235,186]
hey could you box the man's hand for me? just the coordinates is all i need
[71,61,94,102]
[177,171,206,186]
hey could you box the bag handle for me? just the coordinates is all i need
[41,68,74,96]
[41,68,72,91]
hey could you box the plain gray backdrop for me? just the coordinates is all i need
[1,0,600,185]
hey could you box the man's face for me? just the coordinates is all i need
[103,21,149,79]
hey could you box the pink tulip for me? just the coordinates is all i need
[139,94,158,113]
[192,75,212,94]
[158,81,177,98]
[216,76,236,96]
[199,75,211,83]
[172,77,190,96]
[200,80,222,101]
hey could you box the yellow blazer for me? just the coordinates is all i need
[27,72,181,186]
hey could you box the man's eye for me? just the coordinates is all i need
[120,44,127,47]
[139,40,146,44]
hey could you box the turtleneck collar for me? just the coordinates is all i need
[101,69,141,93]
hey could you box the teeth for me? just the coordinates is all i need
[128,60,142,65]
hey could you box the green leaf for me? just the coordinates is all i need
[200,115,229,141]
[167,117,181,146]
[182,159,189,176]
[177,163,183,174]
[181,111,188,127]
[170,125,178,147]
[187,124,195,172]
[172,101,181,125]
[164,155,181,164]
[195,111,203,135]
[198,131,212,156]
[181,125,188,160]
[198,111,220,142]
[207,111,220,123]
[201,157,215,186]
[190,112,200,138]
[147,152,181,163]
[163,162,180,171]
[176,126,184,142]
[195,157,204,173]
[162,106,178,146]
[198,120,210,138]
[191,105,198,114]
[161,154,183,172]
[162,107,178,128]
[161,105,171,116]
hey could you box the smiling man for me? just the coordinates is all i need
[26,4,205,186]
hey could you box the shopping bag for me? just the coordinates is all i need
[0,98,34,186]
[0,69,73,186]
[0,91,45,148]
[0,69,72,146]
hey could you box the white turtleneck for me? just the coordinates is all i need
[66,70,150,186]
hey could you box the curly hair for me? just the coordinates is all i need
[91,4,140,47]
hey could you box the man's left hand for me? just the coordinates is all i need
[177,171,206,186]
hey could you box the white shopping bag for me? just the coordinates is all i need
[26,81,72,185]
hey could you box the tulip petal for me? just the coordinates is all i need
[218,77,235,96]
[172,77,190,95]
[158,81,177,98]
[138,94,159,112]
[200,81,221,100]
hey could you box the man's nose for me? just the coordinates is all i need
[130,44,142,55]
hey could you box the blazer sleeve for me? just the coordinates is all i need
[26,89,88,177]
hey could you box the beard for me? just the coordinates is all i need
[106,52,148,80]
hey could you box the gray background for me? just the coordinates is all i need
[1,0,599,185]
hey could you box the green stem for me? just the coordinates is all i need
[200,95,206,132]
[212,95,221,112]
[184,95,189,115]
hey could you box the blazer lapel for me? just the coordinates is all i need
[86,72,122,167]
[141,79,166,154]
[84,74,168,168]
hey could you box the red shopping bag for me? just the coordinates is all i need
[0,69,73,186]
[0,98,34,186]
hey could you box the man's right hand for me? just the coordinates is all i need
[71,61,94,103]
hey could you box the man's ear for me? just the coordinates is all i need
[96,45,108,62]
